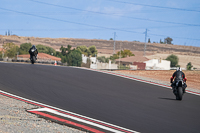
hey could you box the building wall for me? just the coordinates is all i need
[130,65,137,70]
[144,59,170,70]
[115,61,132,66]
[82,54,88,64]
[96,60,118,69]
[133,62,146,70]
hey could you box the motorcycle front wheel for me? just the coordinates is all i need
[31,56,36,64]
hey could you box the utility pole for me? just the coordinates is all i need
[119,42,121,69]
[17,52,19,60]
[2,38,4,58]
[143,29,148,56]
[113,32,116,54]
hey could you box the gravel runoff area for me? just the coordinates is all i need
[0,94,87,133]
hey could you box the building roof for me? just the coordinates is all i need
[0,48,5,52]
[18,53,61,61]
[115,56,149,63]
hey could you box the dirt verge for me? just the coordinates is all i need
[115,70,200,90]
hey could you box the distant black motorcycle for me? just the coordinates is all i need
[29,46,38,64]
[173,80,185,100]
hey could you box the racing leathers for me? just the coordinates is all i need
[170,70,187,93]
[29,45,38,60]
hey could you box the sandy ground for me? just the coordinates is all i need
[115,70,200,90]
[0,94,85,133]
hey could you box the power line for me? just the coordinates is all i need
[0,28,107,31]
[0,7,142,34]
[1,7,199,43]
[106,0,200,13]
[149,33,200,41]
[29,0,200,27]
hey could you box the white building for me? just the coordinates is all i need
[144,59,170,70]
[82,54,118,69]
[96,60,118,69]
[82,54,97,69]
[82,54,88,64]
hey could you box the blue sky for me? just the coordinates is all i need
[0,0,200,47]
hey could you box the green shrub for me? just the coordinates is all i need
[166,54,179,67]
[187,62,193,70]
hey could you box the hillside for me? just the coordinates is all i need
[1,35,200,68]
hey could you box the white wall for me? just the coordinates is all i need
[144,59,170,70]
[83,55,118,69]
[82,54,88,64]
[96,60,118,69]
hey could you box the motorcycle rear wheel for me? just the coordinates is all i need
[176,87,183,100]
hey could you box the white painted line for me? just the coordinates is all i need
[0,90,138,133]
[28,108,138,133]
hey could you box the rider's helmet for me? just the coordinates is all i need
[176,67,182,71]
[32,45,36,49]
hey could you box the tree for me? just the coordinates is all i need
[77,45,87,52]
[187,62,193,70]
[76,45,88,56]
[88,45,97,57]
[117,49,134,58]
[0,51,3,58]
[19,43,32,54]
[66,45,72,55]
[110,38,113,40]
[61,55,67,63]
[97,56,109,63]
[110,54,119,62]
[60,45,67,56]
[37,44,56,55]
[3,43,20,58]
[164,37,173,44]
[160,39,164,44]
[59,45,82,66]
[67,49,82,66]
[148,38,151,43]
[165,54,179,67]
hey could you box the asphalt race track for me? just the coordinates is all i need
[0,62,200,133]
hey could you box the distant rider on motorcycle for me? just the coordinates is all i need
[29,45,38,60]
[171,67,187,94]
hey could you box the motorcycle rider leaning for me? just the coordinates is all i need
[171,67,187,94]
[29,45,38,60]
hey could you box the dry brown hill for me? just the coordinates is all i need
[1,35,199,55]
[0,35,200,68]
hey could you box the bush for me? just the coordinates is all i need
[118,65,130,70]
[97,56,109,63]
[67,49,82,67]
[19,43,32,54]
[166,54,179,67]
[37,44,56,56]
[187,62,193,70]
